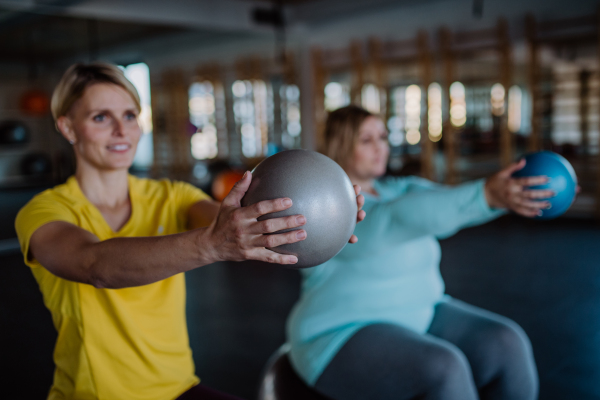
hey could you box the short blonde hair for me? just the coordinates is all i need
[51,62,141,121]
[323,105,374,170]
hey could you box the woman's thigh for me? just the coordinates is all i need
[427,298,538,399]
[314,323,478,400]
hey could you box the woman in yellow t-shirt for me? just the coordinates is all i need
[15,63,364,400]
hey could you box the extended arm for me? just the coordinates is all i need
[28,172,307,289]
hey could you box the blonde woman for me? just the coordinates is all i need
[15,63,364,400]
[286,105,543,400]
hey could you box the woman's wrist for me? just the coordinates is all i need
[191,227,219,267]
[484,178,504,209]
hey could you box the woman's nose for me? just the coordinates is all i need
[112,119,125,137]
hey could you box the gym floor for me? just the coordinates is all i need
[1,188,599,400]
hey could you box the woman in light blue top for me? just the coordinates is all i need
[286,105,546,400]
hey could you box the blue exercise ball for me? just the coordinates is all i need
[512,151,577,219]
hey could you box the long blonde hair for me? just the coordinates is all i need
[323,105,374,170]
[51,62,141,121]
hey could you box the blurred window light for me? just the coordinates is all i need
[491,83,505,116]
[325,82,350,111]
[508,85,522,133]
[122,63,153,169]
[233,80,270,158]
[280,84,302,148]
[428,82,442,142]
[361,84,381,114]
[450,81,466,127]
[405,84,421,145]
[387,87,406,147]
[189,81,219,160]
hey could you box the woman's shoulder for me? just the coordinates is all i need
[129,176,208,202]
[25,177,83,209]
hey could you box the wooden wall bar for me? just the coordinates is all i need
[498,18,514,167]
[417,30,435,180]
[439,27,458,184]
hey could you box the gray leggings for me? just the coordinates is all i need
[314,299,538,400]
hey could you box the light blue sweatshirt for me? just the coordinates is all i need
[286,176,505,385]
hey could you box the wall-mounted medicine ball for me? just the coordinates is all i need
[21,152,52,176]
[0,120,30,145]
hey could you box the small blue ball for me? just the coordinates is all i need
[512,151,578,219]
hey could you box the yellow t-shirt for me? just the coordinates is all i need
[15,175,210,400]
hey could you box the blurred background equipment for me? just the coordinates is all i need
[0,0,599,399]
[0,120,29,145]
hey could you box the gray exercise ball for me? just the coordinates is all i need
[241,149,357,269]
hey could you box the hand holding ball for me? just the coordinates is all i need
[512,151,578,219]
[242,150,358,268]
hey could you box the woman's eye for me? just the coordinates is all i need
[125,112,137,121]
[93,114,105,122]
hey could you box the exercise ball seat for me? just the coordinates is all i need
[257,344,332,400]
[512,151,578,219]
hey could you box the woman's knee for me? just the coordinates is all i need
[485,319,535,362]
[421,342,474,388]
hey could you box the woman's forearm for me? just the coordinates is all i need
[86,228,213,289]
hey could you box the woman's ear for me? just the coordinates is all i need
[56,116,76,145]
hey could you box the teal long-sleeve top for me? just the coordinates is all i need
[286,176,505,385]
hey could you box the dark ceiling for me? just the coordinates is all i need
[0,10,196,64]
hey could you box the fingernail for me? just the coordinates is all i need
[289,256,298,264]
[242,171,248,179]
[296,230,306,239]
[283,198,292,207]
[296,216,306,225]
[537,210,543,216]
[545,203,552,209]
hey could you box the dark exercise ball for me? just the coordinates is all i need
[512,151,577,219]
[21,152,52,176]
[0,120,29,145]
[242,149,357,269]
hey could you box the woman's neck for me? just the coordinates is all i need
[347,174,378,196]
[75,162,130,208]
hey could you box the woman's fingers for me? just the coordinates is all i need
[500,159,526,177]
[514,206,542,218]
[348,234,358,244]
[356,193,365,211]
[513,198,550,210]
[248,215,306,234]
[522,189,555,199]
[254,229,307,249]
[514,176,548,187]
[245,197,294,219]
[357,209,366,223]
[250,249,298,265]
[221,171,251,207]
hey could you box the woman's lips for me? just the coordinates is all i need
[107,143,131,153]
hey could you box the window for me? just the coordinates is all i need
[324,82,350,111]
[361,84,381,114]
[450,81,466,127]
[189,81,220,160]
[232,80,269,158]
[122,63,153,169]
[428,83,443,142]
[280,84,301,149]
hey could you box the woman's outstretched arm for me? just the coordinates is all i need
[28,172,307,289]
